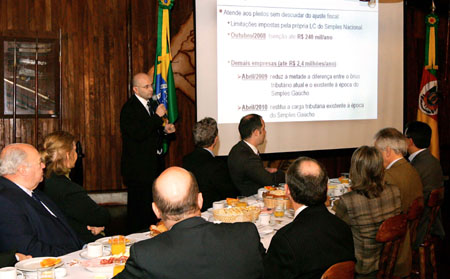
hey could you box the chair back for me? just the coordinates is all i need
[321,261,355,279]
[376,214,407,279]
[407,197,424,247]
[425,187,444,240]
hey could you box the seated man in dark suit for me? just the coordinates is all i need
[115,167,265,279]
[264,157,355,279]
[228,114,284,196]
[0,144,83,257]
[405,121,445,247]
[183,117,239,210]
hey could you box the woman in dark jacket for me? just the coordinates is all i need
[41,131,110,243]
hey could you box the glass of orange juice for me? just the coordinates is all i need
[111,236,126,255]
[274,199,285,218]
[113,263,126,276]
[37,268,55,279]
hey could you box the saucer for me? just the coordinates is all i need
[79,249,111,259]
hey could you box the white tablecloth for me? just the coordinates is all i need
[19,181,348,278]
[18,232,151,279]
[200,195,294,249]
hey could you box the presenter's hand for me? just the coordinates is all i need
[164,123,176,134]
[155,104,167,117]
[265,167,278,173]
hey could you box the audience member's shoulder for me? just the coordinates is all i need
[216,221,259,234]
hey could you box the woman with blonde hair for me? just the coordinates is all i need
[40,131,110,243]
[333,146,401,278]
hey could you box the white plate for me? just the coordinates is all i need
[15,257,64,272]
[95,236,136,246]
[79,249,111,259]
[127,232,152,241]
[81,256,127,273]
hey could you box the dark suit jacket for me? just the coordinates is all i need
[120,94,164,186]
[264,205,355,279]
[227,141,285,196]
[410,149,445,246]
[0,250,16,268]
[114,217,265,279]
[183,148,239,210]
[43,174,111,243]
[0,177,83,257]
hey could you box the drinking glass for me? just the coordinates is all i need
[37,268,55,279]
[111,236,126,255]
[113,264,125,276]
[274,200,285,218]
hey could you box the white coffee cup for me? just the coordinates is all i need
[87,242,103,258]
[257,188,268,199]
[0,267,23,279]
[212,201,224,209]
[259,213,271,226]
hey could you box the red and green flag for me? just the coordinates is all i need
[417,10,440,159]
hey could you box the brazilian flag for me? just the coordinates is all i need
[154,0,178,124]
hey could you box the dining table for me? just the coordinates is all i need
[14,179,350,279]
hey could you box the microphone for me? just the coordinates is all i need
[152,95,168,123]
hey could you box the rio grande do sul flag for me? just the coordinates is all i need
[417,12,439,159]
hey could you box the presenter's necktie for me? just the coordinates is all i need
[148,99,164,154]
[147,100,154,116]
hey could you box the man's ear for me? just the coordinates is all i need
[406,138,414,148]
[152,202,162,220]
[197,193,204,210]
[385,146,392,157]
[17,164,28,176]
[285,184,290,196]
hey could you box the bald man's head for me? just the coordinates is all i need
[0,143,45,190]
[132,73,153,100]
[152,167,200,221]
[286,157,328,206]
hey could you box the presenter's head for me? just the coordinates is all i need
[152,167,203,229]
[238,114,266,147]
[132,73,153,100]
[0,143,45,191]
[374,127,407,168]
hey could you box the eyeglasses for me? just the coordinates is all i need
[137,84,154,90]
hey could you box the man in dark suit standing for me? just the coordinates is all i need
[0,144,83,257]
[264,157,355,279]
[114,167,264,279]
[120,73,176,233]
[183,117,238,210]
[228,114,284,196]
[405,121,445,247]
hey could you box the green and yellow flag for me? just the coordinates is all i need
[417,11,440,159]
[154,0,178,124]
